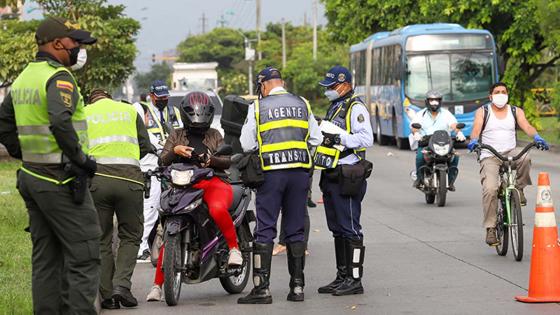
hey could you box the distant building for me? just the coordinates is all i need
[172,62,219,92]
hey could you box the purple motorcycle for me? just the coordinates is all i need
[148,145,254,306]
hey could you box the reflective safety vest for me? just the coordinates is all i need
[255,91,312,171]
[12,61,88,165]
[85,98,140,167]
[141,101,181,143]
[313,96,367,170]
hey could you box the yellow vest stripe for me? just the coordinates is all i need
[260,141,308,153]
[89,135,139,147]
[259,119,308,132]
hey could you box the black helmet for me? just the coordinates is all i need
[179,91,215,130]
[425,90,443,112]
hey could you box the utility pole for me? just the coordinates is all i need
[281,18,286,69]
[303,12,307,27]
[312,0,317,61]
[200,13,207,34]
[217,14,227,28]
[256,0,262,60]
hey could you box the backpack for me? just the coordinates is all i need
[481,104,518,133]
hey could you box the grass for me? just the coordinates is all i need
[0,160,33,314]
[517,116,560,146]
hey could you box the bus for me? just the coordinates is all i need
[350,23,499,149]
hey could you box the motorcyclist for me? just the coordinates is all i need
[146,91,241,301]
[411,90,465,190]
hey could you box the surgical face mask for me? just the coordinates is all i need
[492,94,508,108]
[154,98,168,110]
[324,89,340,101]
[428,99,441,112]
[70,48,87,71]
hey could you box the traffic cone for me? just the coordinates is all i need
[515,172,560,303]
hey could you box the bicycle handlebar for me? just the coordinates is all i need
[475,142,536,161]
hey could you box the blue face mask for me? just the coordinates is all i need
[324,89,340,101]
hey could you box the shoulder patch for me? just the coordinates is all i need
[358,114,365,123]
[56,80,74,92]
[60,92,73,108]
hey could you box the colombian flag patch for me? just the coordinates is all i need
[56,80,74,92]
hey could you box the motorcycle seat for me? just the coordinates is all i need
[229,184,244,214]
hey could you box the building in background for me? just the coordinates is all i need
[172,62,219,92]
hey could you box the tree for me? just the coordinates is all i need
[0,19,39,87]
[134,62,172,94]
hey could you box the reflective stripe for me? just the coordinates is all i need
[95,172,144,186]
[260,141,308,153]
[17,121,87,135]
[22,152,62,164]
[265,162,310,170]
[89,135,139,147]
[72,120,88,131]
[259,119,308,132]
[96,157,140,166]
[535,212,557,228]
[20,166,74,185]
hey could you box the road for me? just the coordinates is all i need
[105,145,560,315]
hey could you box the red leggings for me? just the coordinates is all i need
[154,176,237,286]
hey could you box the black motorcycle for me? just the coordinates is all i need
[411,122,465,207]
[147,145,255,306]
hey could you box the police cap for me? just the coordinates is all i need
[35,16,97,45]
[319,65,352,87]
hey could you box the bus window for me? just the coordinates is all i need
[451,53,493,101]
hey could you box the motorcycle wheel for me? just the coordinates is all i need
[163,233,184,306]
[425,193,435,204]
[219,245,251,294]
[150,232,163,268]
[436,171,447,207]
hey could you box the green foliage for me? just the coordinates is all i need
[177,28,245,70]
[0,20,39,87]
[522,96,542,131]
[219,69,248,96]
[134,62,172,94]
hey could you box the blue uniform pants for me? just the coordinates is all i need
[255,169,310,244]
[416,147,459,184]
[320,172,366,240]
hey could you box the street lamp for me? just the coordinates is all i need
[236,30,257,96]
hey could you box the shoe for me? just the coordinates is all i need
[286,242,305,302]
[146,285,162,302]
[112,286,138,308]
[486,228,499,246]
[307,198,317,208]
[228,248,243,266]
[318,237,346,294]
[238,243,273,304]
[413,178,423,189]
[101,298,120,310]
[448,184,456,192]
[272,244,286,256]
[136,249,150,263]
[332,239,364,296]
[519,189,527,206]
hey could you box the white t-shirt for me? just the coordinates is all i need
[411,108,457,136]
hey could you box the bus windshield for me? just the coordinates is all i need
[405,52,494,102]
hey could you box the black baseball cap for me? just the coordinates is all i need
[35,16,97,45]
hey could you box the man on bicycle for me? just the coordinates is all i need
[411,90,466,190]
[468,82,549,246]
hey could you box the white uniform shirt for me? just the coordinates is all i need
[412,108,457,136]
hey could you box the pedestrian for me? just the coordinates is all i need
[85,89,152,309]
[315,65,373,296]
[0,16,99,314]
[238,67,322,304]
[139,80,182,145]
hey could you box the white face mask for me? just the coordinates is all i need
[492,94,508,108]
[71,48,87,71]
[324,89,340,101]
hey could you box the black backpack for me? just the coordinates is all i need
[481,104,518,133]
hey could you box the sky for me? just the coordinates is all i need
[106,0,329,72]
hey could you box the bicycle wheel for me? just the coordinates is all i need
[510,191,524,261]
[495,198,508,256]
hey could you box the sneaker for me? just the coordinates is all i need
[146,285,162,302]
[486,228,499,246]
[519,189,527,206]
[272,244,286,256]
[136,249,150,263]
[228,248,243,266]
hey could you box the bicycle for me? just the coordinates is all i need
[474,142,536,261]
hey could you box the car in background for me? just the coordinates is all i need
[168,90,224,135]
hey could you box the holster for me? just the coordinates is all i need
[143,172,152,199]
[237,151,264,188]
[338,160,373,197]
[64,163,89,205]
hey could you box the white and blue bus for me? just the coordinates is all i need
[350,23,498,149]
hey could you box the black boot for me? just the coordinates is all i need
[286,242,305,302]
[333,238,364,296]
[318,237,346,294]
[238,243,273,304]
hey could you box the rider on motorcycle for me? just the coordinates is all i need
[146,91,242,302]
[411,90,466,190]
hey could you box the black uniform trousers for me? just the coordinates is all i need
[17,171,101,315]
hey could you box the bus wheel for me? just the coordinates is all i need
[375,115,389,145]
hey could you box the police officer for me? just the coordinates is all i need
[85,89,152,309]
[138,80,182,145]
[238,67,322,304]
[0,17,99,314]
[315,65,373,296]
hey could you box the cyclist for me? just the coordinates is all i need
[411,90,466,190]
[468,82,549,246]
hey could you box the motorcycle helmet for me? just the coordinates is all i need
[425,90,443,112]
[179,91,214,131]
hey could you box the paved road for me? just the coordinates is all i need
[106,145,560,315]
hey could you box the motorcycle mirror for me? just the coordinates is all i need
[456,123,465,129]
[411,123,422,129]
[215,144,233,156]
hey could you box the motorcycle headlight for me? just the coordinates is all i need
[171,169,194,186]
[184,198,203,211]
[433,144,450,156]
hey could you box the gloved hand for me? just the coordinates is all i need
[467,139,479,152]
[322,132,341,148]
[456,131,466,142]
[534,134,550,150]
[413,132,422,142]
